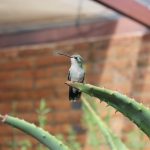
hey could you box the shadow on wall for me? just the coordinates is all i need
[130,33,150,104]
[82,20,118,84]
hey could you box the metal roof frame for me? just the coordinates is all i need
[93,0,150,28]
[0,0,150,48]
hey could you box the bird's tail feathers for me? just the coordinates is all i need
[69,87,81,102]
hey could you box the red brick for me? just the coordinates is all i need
[45,123,71,134]
[15,101,34,112]
[143,34,150,42]
[104,82,131,93]
[0,101,34,114]
[77,134,86,145]
[50,110,82,123]
[135,67,150,79]
[35,55,69,67]
[109,35,141,47]
[135,83,150,93]
[16,113,38,122]
[55,87,68,97]
[17,70,34,79]
[55,43,74,52]
[111,58,135,70]
[0,79,33,90]
[0,87,57,100]
[137,55,150,67]
[132,94,150,104]
[73,42,90,51]
[0,59,33,70]
[114,83,131,94]
[92,49,109,61]
[31,88,55,99]
[51,76,67,87]
[2,100,33,114]
[0,49,18,60]
[0,70,34,81]
[34,68,52,79]
[99,73,113,83]
[0,102,14,113]
[0,90,34,101]
[0,135,13,145]
[134,68,150,84]
[122,120,134,132]
[141,42,150,50]
[8,134,39,146]
[144,74,150,83]
[18,47,53,58]
[91,39,110,50]
[51,65,69,77]
[0,125,13,135]
[111,46,139,58]
[0,71,17,81]
[35,99,71,111]
[33,76,67,91]
[86,74,100,84]
[34,78,52,89]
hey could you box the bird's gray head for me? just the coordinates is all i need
[58,52,84,66]
[71,54,84,65]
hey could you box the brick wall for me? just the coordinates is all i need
[0,32,150,149]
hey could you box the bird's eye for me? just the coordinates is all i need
[74,57,77,59]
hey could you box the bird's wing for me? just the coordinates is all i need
[81,72,85,83]
[79,72,85,83]
[68,71,71,81]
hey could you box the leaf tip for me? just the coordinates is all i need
[0,114,8,122]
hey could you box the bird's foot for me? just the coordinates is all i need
[70,99,77,102]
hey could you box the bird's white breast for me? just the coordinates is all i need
[69,65,84,82]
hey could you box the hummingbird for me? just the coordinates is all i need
[58,53,85,102]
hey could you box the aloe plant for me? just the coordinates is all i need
[66,81,150,137]
[82,97,129,150]
[0,114,70,150]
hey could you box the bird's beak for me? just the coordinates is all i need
[57,52,73,58]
